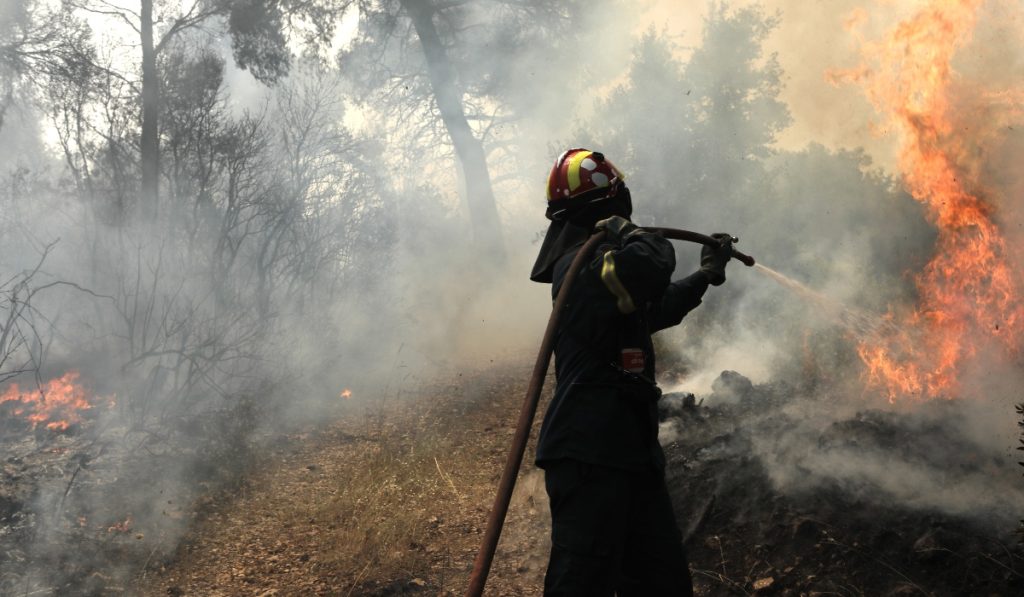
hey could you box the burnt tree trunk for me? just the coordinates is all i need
[140,0,159,221]
[402,0,505,262]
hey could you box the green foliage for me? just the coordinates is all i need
[228,0,291,83]
[0,1,95,129]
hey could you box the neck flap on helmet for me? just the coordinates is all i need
[529,188,633,284]
[529,219,590,283]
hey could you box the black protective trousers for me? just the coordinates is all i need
[543,459,694,596]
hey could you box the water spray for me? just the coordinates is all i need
[465,227,754,597]
[753,263,902,342]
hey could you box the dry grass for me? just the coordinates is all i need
[139,366,551,596]
[305,433,455,584]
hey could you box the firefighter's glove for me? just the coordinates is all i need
[594,216,639,246]
[700,233,734,286]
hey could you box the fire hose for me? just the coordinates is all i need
[466,227,755,596]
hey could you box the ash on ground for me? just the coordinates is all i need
[0,405,260,595]
[659,371,1024,596]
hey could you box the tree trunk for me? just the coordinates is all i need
[140,0,159,221]
[401,0,505,263]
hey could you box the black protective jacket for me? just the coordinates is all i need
[535,230,709,473]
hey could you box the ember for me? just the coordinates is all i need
[0,371,108,431]
[832,0,1024,401]
[106,515,133,534]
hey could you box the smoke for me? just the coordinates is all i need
[2,0,1024,591]
[747,389,1024,530]
[633,0,1024,532]
[0,3,644,588]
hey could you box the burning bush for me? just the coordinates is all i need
[833,0,1024,401]
[0,371,111,433]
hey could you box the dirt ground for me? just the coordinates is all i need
[135,365,1024,596]
[138,366,552,596]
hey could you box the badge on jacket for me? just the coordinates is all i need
[621,348,645,373]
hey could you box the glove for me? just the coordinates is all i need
[700,233,734,286]
[594,216,639,245]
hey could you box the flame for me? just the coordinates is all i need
[0,371,109,431]
[832,0,1024,401]
[339,388,353,400]
[106,515,133,534]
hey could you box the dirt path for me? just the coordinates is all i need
[119,362,1024,596]
[139,366,551,596]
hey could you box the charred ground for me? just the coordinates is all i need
[662,373,1024,595]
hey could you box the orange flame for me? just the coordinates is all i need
[832,0,1024,401]
[339,388,353,400]
[1,371,108,431]
[106,515,133,534]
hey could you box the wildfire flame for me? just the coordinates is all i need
[340,388,353,400]
[0,371,108,431]
[832,0,1024,401]
[106,515,133,534]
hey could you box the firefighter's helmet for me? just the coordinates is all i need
[545,148,626,220]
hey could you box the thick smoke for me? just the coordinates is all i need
[637,0,1024,532]
[1,0,1023,592]
[0,1,642,591]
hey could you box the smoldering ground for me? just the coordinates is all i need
[1,0,1023,594]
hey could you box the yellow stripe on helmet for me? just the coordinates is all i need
[566,150,593,194]
[600,250,636,314]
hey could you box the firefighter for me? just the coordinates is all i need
[530,148,733,596]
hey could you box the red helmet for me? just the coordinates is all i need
[545,148,626,220]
